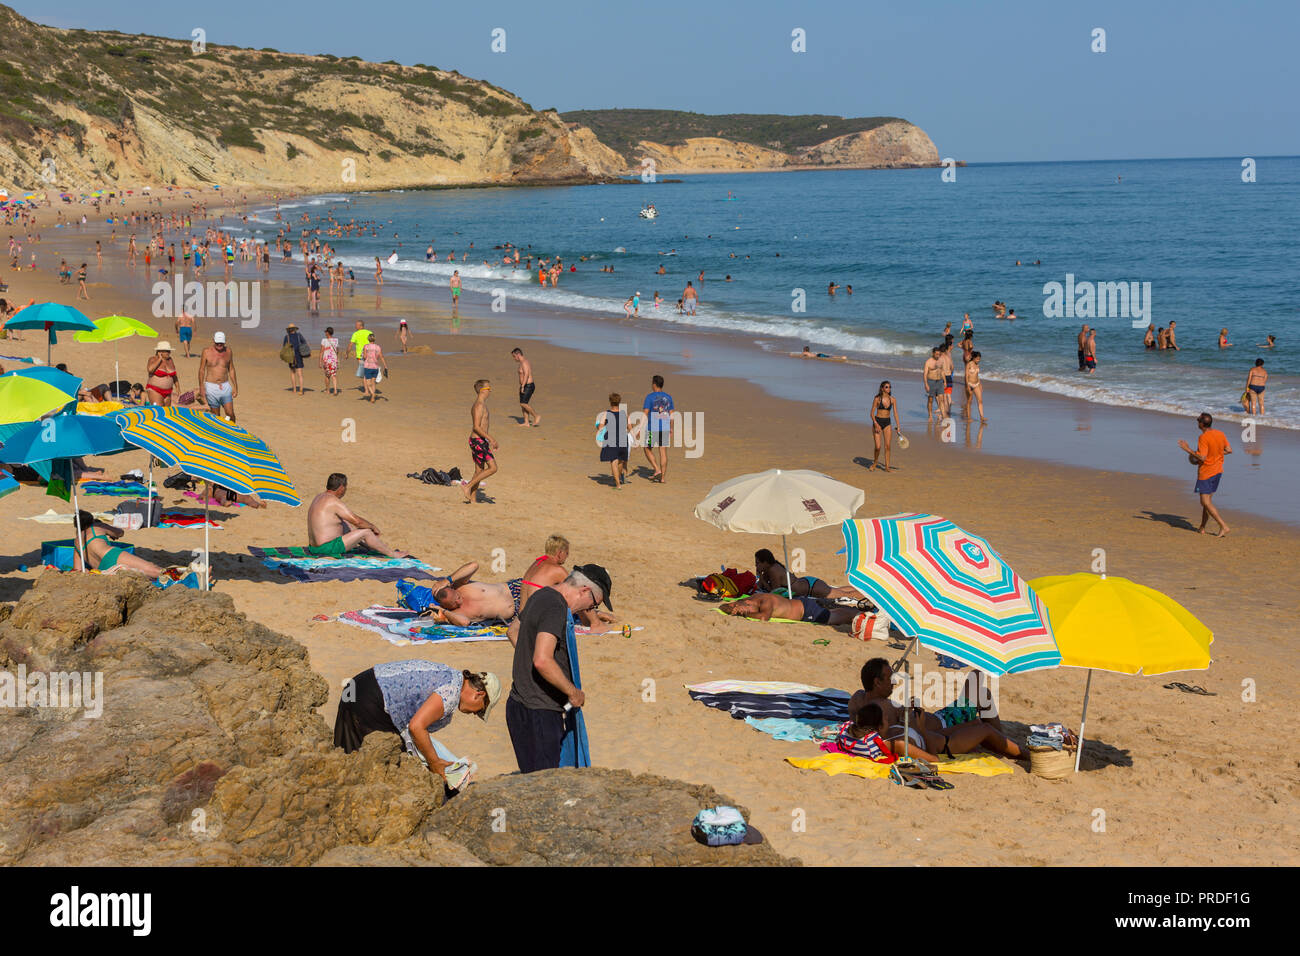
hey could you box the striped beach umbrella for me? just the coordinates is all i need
[117,407,299,590]
[116,407,298,504]
[841,514,1060,676]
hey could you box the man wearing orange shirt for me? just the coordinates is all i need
[1178,413,1231,537]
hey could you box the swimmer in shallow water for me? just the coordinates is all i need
[792,346,847,361]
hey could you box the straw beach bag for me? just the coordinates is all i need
[1028,744,1077,780]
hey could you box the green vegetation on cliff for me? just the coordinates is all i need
[561,109,903,161]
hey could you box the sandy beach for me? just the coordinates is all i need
[2,201,1297,867]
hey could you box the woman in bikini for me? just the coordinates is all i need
[868,381,901,473]
[853,702,1026,764]
[145,342,179,407]
[72,511,163,577]
[965,351,987,423]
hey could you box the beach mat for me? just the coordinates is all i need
[77,480,154,496]
[744,716,840,742]
[689,688,850,722]
[248,547,441,582]
[158,508,223,529]
[785,751,1014,779]
[334,605,637,646]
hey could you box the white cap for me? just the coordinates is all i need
[213,331,226,343]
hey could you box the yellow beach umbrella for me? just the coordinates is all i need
[1029,573,1213,771]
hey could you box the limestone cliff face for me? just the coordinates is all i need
[795,120,941,168]
[634,120,939,172]
[0,5,623,194]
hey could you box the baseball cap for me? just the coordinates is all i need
[478,671,501,721]
[213,331,226,343]
[573,563,613,611]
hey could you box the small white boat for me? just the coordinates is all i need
[639,204,658,220]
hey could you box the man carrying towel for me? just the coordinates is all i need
[506,564,612,773]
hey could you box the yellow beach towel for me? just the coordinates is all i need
[77,400,125,416]
[786,751,1014,779]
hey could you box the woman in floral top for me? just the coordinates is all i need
[320,325,340,396]
[333,660,500,782]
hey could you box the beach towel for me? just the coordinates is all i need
[0,354,36,364]
[686,680,840,696]
[248,546,441,582]
[559,608,591,768]
[157,509,222,529]
[744,716,840,742]
[689,689,850,722]
[78,480,153,497]
[785,751,1014,779]
[21,508,115,524]
[334,606,507,645]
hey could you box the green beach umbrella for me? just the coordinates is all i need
[0,367,83,425]
[75,315,159,385]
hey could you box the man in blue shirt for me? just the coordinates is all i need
[642,374,674,483]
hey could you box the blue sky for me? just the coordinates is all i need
[17,0,1300,163]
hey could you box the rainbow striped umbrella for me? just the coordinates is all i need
[841,514,1060,675]
[117,407,298,590]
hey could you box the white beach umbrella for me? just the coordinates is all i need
[693,468,865,594]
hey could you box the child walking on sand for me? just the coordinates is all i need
[598,393,630,488]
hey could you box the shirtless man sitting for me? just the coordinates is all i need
[754,548,834,598]
[306,472,409,557]
[426,561,522,626]
[721,590,864,626]
[848,657,1002,733]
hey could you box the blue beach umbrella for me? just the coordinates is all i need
[5,302,97,365]
[1,413,132,571]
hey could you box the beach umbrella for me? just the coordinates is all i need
[694,468,865,595]
[4,302,97,365]
[74,315,158,385]
[1,413,131,571]
[842,513,1059,759]
[1028,573,1213,772]
[0,366,83,425]
[117,406,299,589]
[0,471,18,499]
[842,514,1060,675]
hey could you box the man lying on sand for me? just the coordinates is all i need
[306,472,409,558]
[427,561,524,626]
[754,548,835,598]
[722,590,866,626]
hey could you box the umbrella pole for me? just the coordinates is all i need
[203,498,210,591]
[145,456,153,528]
[1075,669,1093,773]
[781,534,793,596]
[902,660,912,759]
[893,636,919,670]
[72,483,86,574]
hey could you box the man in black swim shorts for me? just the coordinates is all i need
[512,347,540,427]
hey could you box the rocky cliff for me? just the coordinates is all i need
[0,573,794,866]
[564,109,941,172]
[0,4,624,194]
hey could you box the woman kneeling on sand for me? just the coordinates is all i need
[333,660,500,784]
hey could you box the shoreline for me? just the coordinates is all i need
[25,205,1300,528]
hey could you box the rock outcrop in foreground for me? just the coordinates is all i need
[0,574,793,866]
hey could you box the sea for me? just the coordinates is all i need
[240,156,1299,431]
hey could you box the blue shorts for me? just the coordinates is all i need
[1194,473,1221,495]
[363,367,379,380]
[178,326,193,342]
